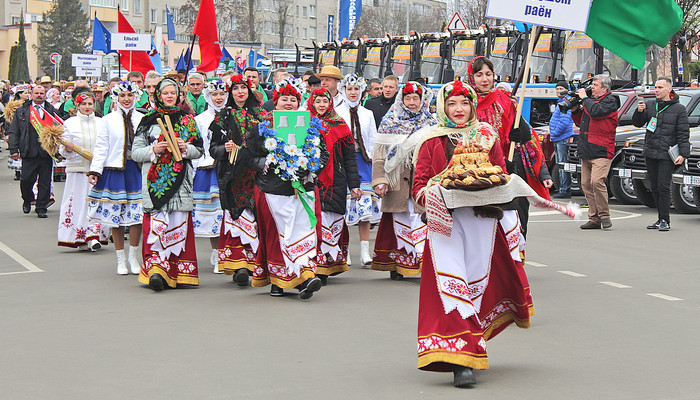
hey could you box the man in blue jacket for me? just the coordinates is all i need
[549,80,576,198]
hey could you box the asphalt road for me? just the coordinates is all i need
[1,153,699,400]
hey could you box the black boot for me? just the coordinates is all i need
[317,274,328,286]
[270,285,284,297]
[149,274,165,292]
[452,365,476,388]
[232,268,249,286]
[390,271,404,280]
[299,277,322,300]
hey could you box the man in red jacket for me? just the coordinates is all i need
[571,74,619,230]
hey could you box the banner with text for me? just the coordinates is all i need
[338,0,362,40]
[486,0,592,33]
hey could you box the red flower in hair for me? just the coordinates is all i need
[402,82,423,97]
[273,84,301,103]
[445,78,472,99]
[229,74,252,88]
[76,93,91,104]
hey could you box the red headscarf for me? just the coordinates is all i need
[467,56,550,200]
[308,88,353,197]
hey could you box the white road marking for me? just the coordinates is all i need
[647,293,683,301]
[0,241,44,275]
[600,281,632,289]
[525,261,547,267]
[558,270,586,277]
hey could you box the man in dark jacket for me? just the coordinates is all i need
[8,85,59,218]
[632,77,690,231]
[364,75,399,129]
[572,74,619,230]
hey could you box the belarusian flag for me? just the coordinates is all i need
[585,0,683,70]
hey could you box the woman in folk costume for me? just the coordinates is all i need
[309,88,362,285]
[209,74,268,286]
[248,78,327,299]
[335,73,380,267]
[87,81,145,275]
[371,81,437,279]
[57,92,109,250]
[192,79,227,273]
[412,80,533,387]
[467,56,553,236]
[131,78,204,292]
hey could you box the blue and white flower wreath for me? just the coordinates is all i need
[258,116,325,182]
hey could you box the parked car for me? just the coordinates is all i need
[616,130,700,213]
[558,88,700,203]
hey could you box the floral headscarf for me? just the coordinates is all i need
[138,78,203,210]
[439,78,478,128]
[307,88,344,127]
[377,81,436,136]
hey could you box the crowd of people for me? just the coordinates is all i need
[3,59,589,388]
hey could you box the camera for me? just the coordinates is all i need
[558,82,593,113]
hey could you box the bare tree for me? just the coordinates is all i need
[178,0,249,45]
[460,0,490,29]
[277,1,291,48]
[675,0,700,80]
[353,2,445,38]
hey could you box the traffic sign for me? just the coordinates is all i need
[447,12,467,31]
[50,53,60,64]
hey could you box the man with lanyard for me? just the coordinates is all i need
[316,65,345,110]
[8,85,60,218]
[632,77,690,231]
[571,74,619,230]
[244,67,270,102]
[186,72,207,115]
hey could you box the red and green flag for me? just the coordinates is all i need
[585,0,683,69]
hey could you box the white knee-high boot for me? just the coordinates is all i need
[116,249,128,275]
[128,245,141,275]
[360,240,372,267]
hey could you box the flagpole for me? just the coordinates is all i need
[185,34,196,80]
[508,25,542,162]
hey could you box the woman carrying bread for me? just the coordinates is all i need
[411,80,533,388]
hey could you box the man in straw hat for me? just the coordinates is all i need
[316,65,345,109]
[39,76,53,91]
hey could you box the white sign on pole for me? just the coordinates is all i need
[447,12,467,31]
[76,66,101,77]
[111,33,151,51]
[72,54,102,68]
[109,69,130,79]
[486,0,592,33]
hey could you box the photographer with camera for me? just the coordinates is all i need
[571,74,619,230]
[632,77,690,232]
[550,81,576,198]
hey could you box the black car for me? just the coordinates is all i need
[560,88,700,204]
[616,130,700,213]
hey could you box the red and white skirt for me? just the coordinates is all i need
[252,188,317,289]
[138,211,199,288]
[218,208,258,274]
[371,201,426,276]
[316,211,350,276]
[417,207,533,372]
